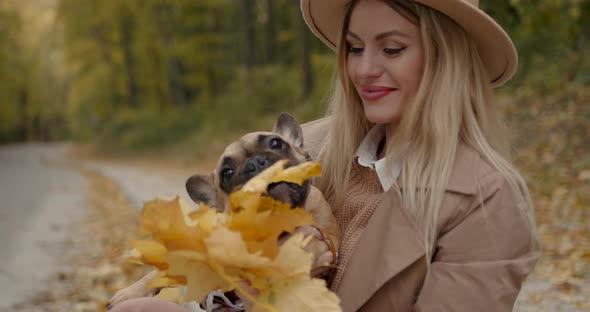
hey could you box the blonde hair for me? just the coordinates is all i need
[317,0,536,262]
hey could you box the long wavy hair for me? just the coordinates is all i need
[316,0,536,262]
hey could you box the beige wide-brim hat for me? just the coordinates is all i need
[301,0,518,88]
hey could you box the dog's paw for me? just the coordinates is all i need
[279,225,337,278]
[310,250,337,278]
[314,250,334,268]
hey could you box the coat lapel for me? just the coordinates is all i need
[335,190,425,312]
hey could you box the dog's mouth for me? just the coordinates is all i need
[267,181,309,208]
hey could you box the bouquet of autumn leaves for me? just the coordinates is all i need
[129,160,341,312]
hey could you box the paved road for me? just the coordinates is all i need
[0,143,193,311]
[0,143,87,310]
[84,160,192,210]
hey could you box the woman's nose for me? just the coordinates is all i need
[356,52,382,79]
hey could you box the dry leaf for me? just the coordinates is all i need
[130,161,341,312]
[254,277,341,312]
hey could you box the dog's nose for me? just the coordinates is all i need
[244,155,269,175]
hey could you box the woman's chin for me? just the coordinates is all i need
[363,110,401,125]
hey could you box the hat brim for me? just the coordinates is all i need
[301,0,518,88]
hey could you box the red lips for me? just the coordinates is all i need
[359,85,397,101]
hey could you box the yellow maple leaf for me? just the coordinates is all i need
[155,287,184,304]
[129,240,168,269]
[241,160,288,193]
[140,196,188,240]
[141,196,212,253]
[271,233,313,278]
[271,162,322,186]
[165,251,232,301]
[254,277,341,312]
[205,227,272,269]
[130,161,341,311]
[188,205,227,234]
[227,200,313,254]
[149,276,187,288]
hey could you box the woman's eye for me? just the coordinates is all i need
[348,46,363,55]
[384,47,406,55]
[269,138,284,150]
[221,168,234,181]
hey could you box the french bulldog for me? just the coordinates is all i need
[107,113,339,310]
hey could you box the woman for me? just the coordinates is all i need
[111,0,539,311]
[301,0,539,310]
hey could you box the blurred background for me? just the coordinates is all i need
[0,0,588,311]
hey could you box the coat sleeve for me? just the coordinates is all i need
[414,174,540,312]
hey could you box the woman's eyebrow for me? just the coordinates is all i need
[375,30,410,40]
[347,30,410,41]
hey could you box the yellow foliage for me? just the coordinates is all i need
[130,161,340,311]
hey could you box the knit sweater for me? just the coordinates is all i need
[331,162,386,290]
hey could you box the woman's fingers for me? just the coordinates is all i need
[235,280,260,312]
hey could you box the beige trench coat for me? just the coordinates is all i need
[302,118,540,312]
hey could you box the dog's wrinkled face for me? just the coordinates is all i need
[186,113,311,211]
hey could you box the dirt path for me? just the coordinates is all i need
[0,143,87,311]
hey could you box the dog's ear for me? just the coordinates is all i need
[185,174,217,207]
[272,112,303,148]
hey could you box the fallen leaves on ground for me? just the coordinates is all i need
[504,85,590,311]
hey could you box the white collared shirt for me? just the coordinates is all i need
[354,124,403,192]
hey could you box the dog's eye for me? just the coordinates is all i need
[269,138,284,150]
[221,168,234,182]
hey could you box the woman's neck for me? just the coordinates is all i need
[378,122,400,160]
[377,139,386,160]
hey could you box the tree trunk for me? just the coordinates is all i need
[120,14,139,108]
[153,3,190,107]
[91,26,119,112]
[265,0,277,63]
[240,0,257,68]
[300,11,313,98]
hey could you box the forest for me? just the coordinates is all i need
[0,0,587,149]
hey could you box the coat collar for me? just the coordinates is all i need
[444,143,480,195]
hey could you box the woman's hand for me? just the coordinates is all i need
[281,225,337,276]
[235,280,260,312]
[106,270,161,310]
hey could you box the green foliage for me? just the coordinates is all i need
[0,0,587,148]
[482,0,590,89]
[0,6,24,140]
[98,108,199,151]
[96,63,321,151]
[0,2,68,143]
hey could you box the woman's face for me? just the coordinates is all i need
[346,0,424,125]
